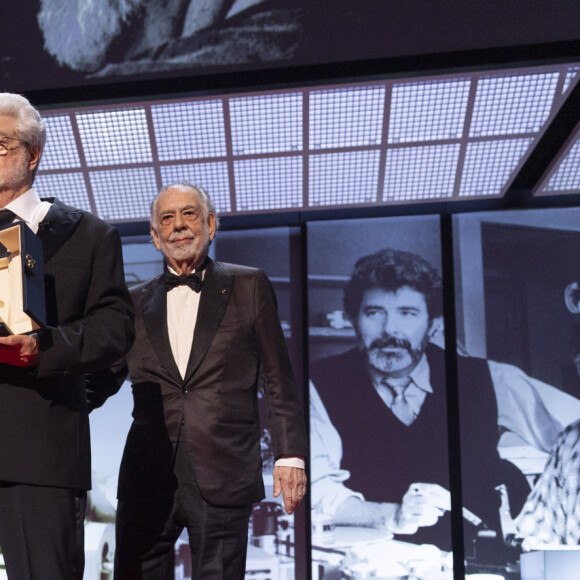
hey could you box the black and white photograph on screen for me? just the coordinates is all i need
[307,216,455,580]
[213,226,303,580]
[453,208,580,578]
[3,1,577,93]
[2,0,310,91]
[35,0,307,76]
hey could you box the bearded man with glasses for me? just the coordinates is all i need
[0,92,135,580]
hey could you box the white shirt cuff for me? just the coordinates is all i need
[275,456,306,470]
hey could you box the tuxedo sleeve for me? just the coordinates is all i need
[254,269,308,460]
[85,362,129,412]
[35,226,135,378]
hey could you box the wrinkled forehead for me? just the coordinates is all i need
[155,187,204,214]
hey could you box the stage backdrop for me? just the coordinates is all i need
[306,216,452,579]
[81,208,580,580]
[3,0,578,93]
[453,208,580,576]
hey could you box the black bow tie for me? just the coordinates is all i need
[163,270,203,292]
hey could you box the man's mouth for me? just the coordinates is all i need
[370,338,411,352]
[170,236,194,244]
[373,346,408,358]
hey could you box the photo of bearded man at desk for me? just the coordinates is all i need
[307,214,580,579]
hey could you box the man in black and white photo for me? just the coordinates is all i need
[310,247,580,559]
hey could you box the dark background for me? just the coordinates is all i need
[2,0,579,100]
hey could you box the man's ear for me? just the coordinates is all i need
[428,316,443,339]
[150,226,161,251]
[28,145,42,173]
[208,213,216,242]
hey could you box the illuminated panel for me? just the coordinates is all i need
[389,78,471,143]
[33,61,580,220]
[383,144,460,201]
[563,66,580,94]
[540,138,580,194]
[229,93,302,155]
[76,108,152,166]
[470,73,559,137]
[459,138,533,196]
[41,115,81,169]
[309,85,385,149]
[151,100,227,160]
[309,151,380,207]
[34,173,91,212]
[234,157,302,211]
[160,162,232,213]
[89,168,157,221]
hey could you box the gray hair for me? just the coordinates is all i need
[0,93,46,181]
[150,182,220,229]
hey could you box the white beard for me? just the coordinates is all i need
[159,230,210,265]
[0,152,31,196]
[38,0,142,71]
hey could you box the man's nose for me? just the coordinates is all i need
[173,213,185,229]
[382,315,399,336]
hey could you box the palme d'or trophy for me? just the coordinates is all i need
[0,221,45,337]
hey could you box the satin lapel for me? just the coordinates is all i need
[36,198,83,263]
[184,260,234,382]
[141,277,183,384]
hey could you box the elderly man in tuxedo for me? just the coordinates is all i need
[114,182,308,579]
[0,92,135,579]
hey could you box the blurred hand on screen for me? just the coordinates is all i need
[391,482,449,534]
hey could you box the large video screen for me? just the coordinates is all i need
[453,208,580,575]
[307,208,580,579]
[63,207,580,580]
[306,216,454,579]
[3,0,578,94]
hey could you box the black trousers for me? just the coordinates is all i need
[0,482,86,580]
[115,443,253,580]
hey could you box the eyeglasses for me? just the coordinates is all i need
[0,136,24,156]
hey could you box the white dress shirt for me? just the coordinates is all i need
[2,188,51,234]
[166,271,200,379]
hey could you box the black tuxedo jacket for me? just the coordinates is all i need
[0,199,135,490]
[118,259,308,506]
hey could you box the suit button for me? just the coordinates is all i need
[183,388,188,395]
